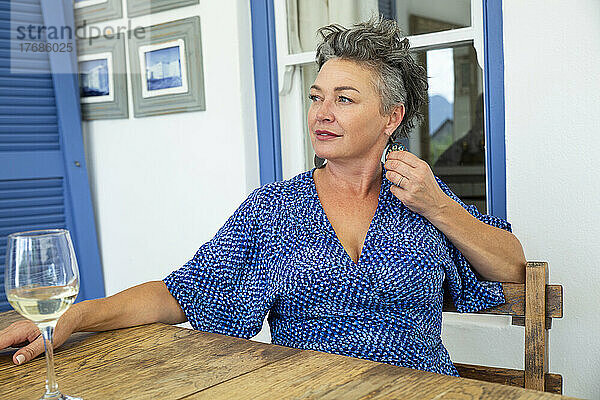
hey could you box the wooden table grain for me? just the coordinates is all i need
[0,312,577,400]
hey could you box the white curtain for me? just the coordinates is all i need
[287,0,379,53]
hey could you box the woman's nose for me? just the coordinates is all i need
[315,99,335,122]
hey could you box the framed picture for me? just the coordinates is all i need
[138,39,188,98]
[128,17,205,118]
[74,0,122,24]
[127,0,199,18]
[77,35,128,120]
[79,52,114,103]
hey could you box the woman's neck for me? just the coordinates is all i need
[314,159,382,199]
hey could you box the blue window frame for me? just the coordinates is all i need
[250,0,507,219]
[481,0,507,219]
[249,0,283,185]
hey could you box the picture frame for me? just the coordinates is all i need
[77,35,128,120]
[128,16,205,118]
[79,52,114,104]
[127,0,199,18]
[74,0,122,25]
[138,39,188,99]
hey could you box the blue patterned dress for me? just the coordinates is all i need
[164,166,510,376]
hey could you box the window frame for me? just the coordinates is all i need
[250,0,283,184]
[250,0,507,219]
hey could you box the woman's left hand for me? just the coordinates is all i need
[384,151,451,221]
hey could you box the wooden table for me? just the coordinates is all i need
[0,312,576,400]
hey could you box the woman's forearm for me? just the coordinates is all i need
[71,281,187,332]
[428,199,526,283]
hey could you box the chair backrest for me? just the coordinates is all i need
[442,261,563,394]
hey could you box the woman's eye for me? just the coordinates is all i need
[338,96,353,103]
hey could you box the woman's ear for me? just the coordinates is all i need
[385,104,406,135]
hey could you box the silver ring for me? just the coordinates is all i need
[397,175,405,186]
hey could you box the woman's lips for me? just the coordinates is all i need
[315,130,340,141]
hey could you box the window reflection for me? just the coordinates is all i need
[411,44,487,213]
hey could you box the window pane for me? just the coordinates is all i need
[285,0,471,54]
[286,0,379,54]
[278,62,320,179]
[400,0,471,36]
[300,63,319,171]
[408,44,486,213]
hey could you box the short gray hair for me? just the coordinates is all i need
[316,17,428,144]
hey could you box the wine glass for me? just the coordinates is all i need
[5,229,82,400]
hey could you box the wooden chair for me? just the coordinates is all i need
[442,261,564,394]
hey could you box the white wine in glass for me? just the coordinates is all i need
[5,229,82,400]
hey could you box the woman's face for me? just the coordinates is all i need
[307,58,394,164]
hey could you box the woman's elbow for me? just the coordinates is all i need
[495,236,526,283]
[510,236,527,283]
[483,260,525,283]
[508,260,526,283]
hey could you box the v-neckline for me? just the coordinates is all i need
[308,166,387,267]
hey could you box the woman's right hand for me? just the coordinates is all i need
[0,307,80,365]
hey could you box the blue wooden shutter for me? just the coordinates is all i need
[0,0,105,311]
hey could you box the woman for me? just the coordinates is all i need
[0,18,526,376]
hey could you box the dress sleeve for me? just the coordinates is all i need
[163,188,275,338]
[435,177,510,313]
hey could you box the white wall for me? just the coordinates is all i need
[442,1,600,398]
[82,0,259,296]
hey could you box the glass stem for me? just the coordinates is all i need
[40,323,60,397]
